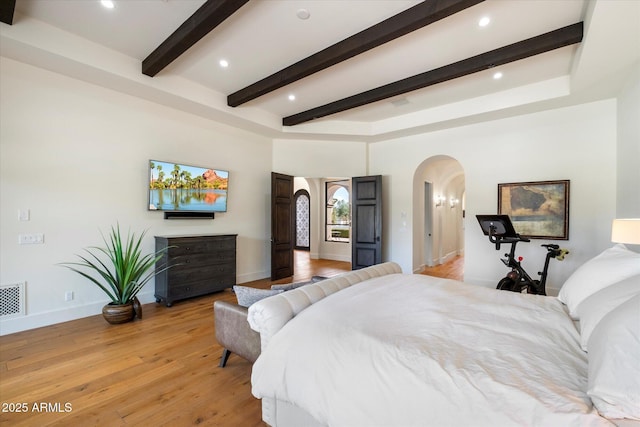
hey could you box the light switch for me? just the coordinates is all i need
[18,209,30,221]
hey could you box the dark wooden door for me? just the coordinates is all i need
[351,175,382,270]
[271,172,294,280]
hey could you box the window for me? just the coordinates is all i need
[325,180,350,242]
[295,190,310,249]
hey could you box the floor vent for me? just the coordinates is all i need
[0,282,26,319]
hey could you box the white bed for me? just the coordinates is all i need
[248,247,640,427]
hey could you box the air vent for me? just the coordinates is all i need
[0,282,25,319]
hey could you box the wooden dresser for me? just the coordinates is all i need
[154,234,237,307]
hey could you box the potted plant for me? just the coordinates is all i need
[60,224,170,324]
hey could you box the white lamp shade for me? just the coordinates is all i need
[611,219,640,244]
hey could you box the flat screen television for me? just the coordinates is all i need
[148,160,229,213]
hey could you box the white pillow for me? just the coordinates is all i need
[587,293,640,420]
[233,286,283,307]
[576,274,640,351]
[558,244,640,318]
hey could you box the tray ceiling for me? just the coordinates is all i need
[3,0,639,141]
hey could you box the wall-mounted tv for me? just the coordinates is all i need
[149,160,229,213]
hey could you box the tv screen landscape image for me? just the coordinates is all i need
[149,160,228,213]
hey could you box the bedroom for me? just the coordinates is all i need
[0,0,638,335]
[0,1,639,423]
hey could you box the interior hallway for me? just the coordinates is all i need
[420,256,464,281]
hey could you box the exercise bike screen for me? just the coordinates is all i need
[476,215,518,237]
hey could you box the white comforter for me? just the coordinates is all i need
[251,274,612,427]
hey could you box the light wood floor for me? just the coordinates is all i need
[420,255,464,281]
[0,252,462,426]
[0,251,349,427]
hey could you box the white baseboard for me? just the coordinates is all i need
[0,268,318,335]
[320,253,351,262]
[237,270,269,284]
[439,250,458,265]
[0,290,191,336]
[419,250,460,272]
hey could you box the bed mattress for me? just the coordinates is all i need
[251,273,613,426]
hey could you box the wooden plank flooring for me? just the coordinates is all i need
[420,255,464,281]
[0,251,349,427]
[0,253,462,426]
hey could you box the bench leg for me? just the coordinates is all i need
[219,348,232,367]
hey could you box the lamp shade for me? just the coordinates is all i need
[611,219,640,244]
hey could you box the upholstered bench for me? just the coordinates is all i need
[214,301,261,367]
[213,276,328,367]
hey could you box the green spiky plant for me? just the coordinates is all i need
[60,224,170,305]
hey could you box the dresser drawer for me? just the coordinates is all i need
[167,252,234,269]
[167,279,229,300]
[166,237,235,257]
[166,263,235,284]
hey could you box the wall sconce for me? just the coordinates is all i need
[434,195,445,207]
[450,198,459,209]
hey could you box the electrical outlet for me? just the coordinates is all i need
[65,291,74,301]
[18,233,44,244]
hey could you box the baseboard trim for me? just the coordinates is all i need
[0,290,179,336]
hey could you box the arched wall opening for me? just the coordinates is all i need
[412,155,466,274]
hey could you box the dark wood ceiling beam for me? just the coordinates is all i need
[0,0,16,25]
[227,0,485,107]
[142,0,249,77]
[283,22,583,126]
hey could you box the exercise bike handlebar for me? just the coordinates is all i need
[488,225,529,250]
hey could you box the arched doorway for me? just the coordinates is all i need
[412,156,465,276]
[295,189,311,250]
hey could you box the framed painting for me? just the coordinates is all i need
[498,180,570,240]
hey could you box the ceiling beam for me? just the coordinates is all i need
[227,0,485,107]
[142,0,249,77]
[0,0,16,25]
[283,22,584,126]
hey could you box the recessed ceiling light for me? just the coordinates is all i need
[493,71,503,80]
[219,59,229,68]
[391,97,410,107]
[296,9,310,20]
[288,94,296,101]
[101,0,115,9]
[478,16,490,27]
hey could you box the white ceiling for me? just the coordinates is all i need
[4,0,640,141]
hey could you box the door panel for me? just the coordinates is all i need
[351,175,382,270]
[355,204,376,243]
[271,172,294,280]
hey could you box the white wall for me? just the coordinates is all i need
[275,139,367,263]
[369,100,618,295]
[616,63,640,219]
[0,58,273,335]
[272,138,367,178]
[0,55,632,335]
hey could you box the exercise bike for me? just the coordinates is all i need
[476,215,569,295]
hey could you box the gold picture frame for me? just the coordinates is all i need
[498,180,570,240]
